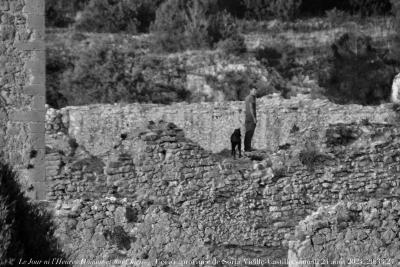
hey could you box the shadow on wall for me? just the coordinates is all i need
[0,162,70,266]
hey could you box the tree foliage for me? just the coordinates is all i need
[53,43,191,107]
[45,0,89,27]
[300,0,392,17]
[320,33,396,105]
[391,0,400,60]
[151,0,245,53]
[75,0,163,33]
[243,0,302,20]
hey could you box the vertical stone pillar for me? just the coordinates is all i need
[0,0,45,200]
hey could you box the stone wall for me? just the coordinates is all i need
[288,200,400,267]
[0,0,45,199]
[46,116,400,265]
[46,95,399,157]
[245,17,395,50]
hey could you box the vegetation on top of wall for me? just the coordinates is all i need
[298,142,321,171]
[0,162,69,265]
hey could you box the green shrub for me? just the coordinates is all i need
[60,42,136,105]
[212,11,246,54]
[45,0,88,27]
[299,0,392,17]
[320,32,396,105]
[217,34,246,55]
[46,46,69,109]
[349,0,392,17]
[325,8,351,26]
[243,0,302,21]
[207,70,275,101]
[75,0,163,33]
[326,124,361,147]
[298,143,320,170]
[254,44,298,79]
[0,162,69,265]
[151,0,244,53]
[151,0,204,52]
[391,0,400,60]
[59,43,190,106]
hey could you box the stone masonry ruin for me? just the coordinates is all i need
[0,0,45,199]
[289,199,400,267]
[1,0,399,264]
[45,96,400,265]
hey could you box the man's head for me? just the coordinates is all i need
[250,88,257,96]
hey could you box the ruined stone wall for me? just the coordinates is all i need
[288,200,400,267]
[0,0,45,199]
[46,118,400,266]
[46,95,398,157]
[245,17,395,50]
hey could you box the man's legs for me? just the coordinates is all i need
[244,122,256,151]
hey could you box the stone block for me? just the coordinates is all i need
[29,122,45,133]
[26,14,44,33]
[29,164,45,182]
[24,84,45,96]
[23,0,44,15]
[33,182,48,200]
[30,130,45,148]
[32,95,45,111]
[15,40,45,51]
[10,110,45,122]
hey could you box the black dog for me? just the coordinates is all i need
[231,128,242,159]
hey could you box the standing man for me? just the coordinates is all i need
[244,88,257,152]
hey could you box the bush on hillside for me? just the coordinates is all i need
[46,46,69,109]
[75,0,163,33]
[151,0,245,53]
[325,8,351,26]
[212,11,246,54]
[320,32,396,105]
[0,162,68,265]
[243,0,302,21]
[58,43,190,106]
[349,0,392,17]
[207,70,277,101]
[300,0,392,17]
[391,0,400,60]
[45,0,89,27]
[254,45,298,79]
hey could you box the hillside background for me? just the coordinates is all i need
[46,0,400,109]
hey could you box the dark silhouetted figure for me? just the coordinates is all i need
[231,128,241,158]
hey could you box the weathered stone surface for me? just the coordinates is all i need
[289,200,400,267]
[0,0,45,199]
[46,95,398,157]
